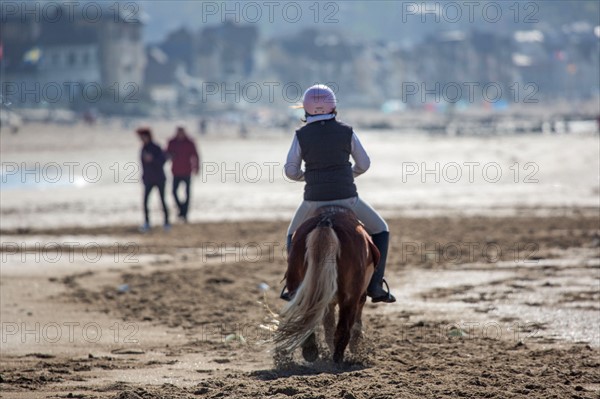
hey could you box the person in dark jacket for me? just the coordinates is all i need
[282,84,396,303]
[166,125,200,222]
[137,127,170,232]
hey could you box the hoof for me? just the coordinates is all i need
[301,333,319,362]
[333,353,344,364]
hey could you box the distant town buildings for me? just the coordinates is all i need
[1,5,598,115]
[144,22,259,113]
[1,4,145,110]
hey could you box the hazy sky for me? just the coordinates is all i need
[139,1,600,44]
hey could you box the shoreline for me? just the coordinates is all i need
[1,207,598,235]
[2,126,599,231]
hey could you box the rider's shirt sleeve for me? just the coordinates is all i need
[351,132,371,177]
[285,135,305,181]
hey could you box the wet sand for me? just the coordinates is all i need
[2,122,599,229]
[1,214,599,398]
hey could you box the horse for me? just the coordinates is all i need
[274,206,380,364]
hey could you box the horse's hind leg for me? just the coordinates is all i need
[333,300,358,363]
[323,303,336,355]
[301,332,319,362]
[349,294,367,354]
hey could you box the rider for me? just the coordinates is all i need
[282,84,396,303]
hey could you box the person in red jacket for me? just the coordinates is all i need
[166,125,200,222]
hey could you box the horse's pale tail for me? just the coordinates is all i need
[274,222,339,353]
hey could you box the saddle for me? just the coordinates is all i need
[311,205,361,229]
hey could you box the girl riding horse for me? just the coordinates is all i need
[282,84,396,304]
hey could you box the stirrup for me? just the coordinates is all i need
[371,279,396,303]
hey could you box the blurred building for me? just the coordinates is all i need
[144,46,179,111]
[142,21,259,112]
[194,21,258,81]
[262,28,397,107]
[3,3,597,116]
[513,25,600,101]
[0,4,145,107]
[406,30,516,107]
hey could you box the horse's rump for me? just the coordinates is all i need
[285,206,379,297]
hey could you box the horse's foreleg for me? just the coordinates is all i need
[323,303,336,355]
[349,293,367,354]
[333,300,358,363]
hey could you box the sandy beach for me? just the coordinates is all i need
[1,214,599,398]
[1,123,599,398]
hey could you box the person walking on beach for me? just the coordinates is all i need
[281,84,396,303]
[166,125,200,222]
[137,127,170,232]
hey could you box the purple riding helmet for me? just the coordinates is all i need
[302,84,337,115]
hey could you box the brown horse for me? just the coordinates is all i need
[274,206,379,364]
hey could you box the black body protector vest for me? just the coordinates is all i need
[296,118,358,201]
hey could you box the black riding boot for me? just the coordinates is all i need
[367,231,396,303]
[280,234,294,301]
